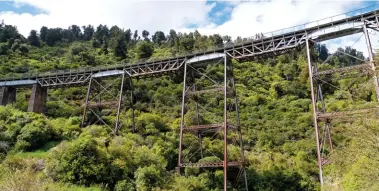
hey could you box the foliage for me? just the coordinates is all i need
[46,137,114,186]
[0,106,54,151]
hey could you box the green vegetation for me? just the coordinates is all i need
[0,21,378,190]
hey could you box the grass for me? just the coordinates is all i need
[13,141,60,159]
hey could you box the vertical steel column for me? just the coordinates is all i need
[363,23,379,103]
[306,38,324,185]
[223,55,228,191]
[318,84,332,150]
[231,76,249,191]
[81,77,93,127]
[178,63,188,173]
[193,71,204,158]
[114,73,125,135]
[129,77,135,133]
[326,123,333,150]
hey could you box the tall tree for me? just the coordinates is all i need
[133,30,139,42]
[27,30,40,47]
[179,32,194,52]
[316,44,329,62]
[142,30,150,41]
[124,29,132,44]
[168,29,178,47]
[152,31,166,46]
[45,28,63,46]
[82,25,94,41]
[69,25,82,40]
[40,26,48,42]
[110,26,122,38]
[94,25,109,44]
[109,26,127,59]
[0,24,21,43]
[210,34,223,48]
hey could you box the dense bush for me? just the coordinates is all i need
[46,138,113,186]
[0,106,54,151]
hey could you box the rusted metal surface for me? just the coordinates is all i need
[181,161,241,168]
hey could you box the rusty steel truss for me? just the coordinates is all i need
[305,19,379,186]
[81,73,135,135]
[177,55,248,190]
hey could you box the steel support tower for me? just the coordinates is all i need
[81,73,135,134]
[305,19,379,186]
[177,55,248,190]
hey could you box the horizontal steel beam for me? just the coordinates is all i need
[180,161,241,168]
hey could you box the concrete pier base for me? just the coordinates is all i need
[0,87,16,106]
[28,84,47,113]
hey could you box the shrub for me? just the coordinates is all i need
[46,138,114,186]
[17,118,52,151]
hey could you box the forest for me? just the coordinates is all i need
[0,21,379,191]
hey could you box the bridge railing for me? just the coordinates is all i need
[0,4,378,81]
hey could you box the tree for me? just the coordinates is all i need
[40,26,48,42]
[168,29,178,47]
[334,46,365,67]
[0,24,21,43]
[136,40,154,59]
[94,25,109,44]
[133,30,139,42]
[142,30,150,41]
[69,25,82,40]
[45,28,63,46]
[124,29,132,44]
[82,25,94,41]
[109,26,127,59]
[152,31,166,46]
[316,44,329,61]
[62,29,73,42]
[102,36,109,54]
[27,30,40,47]
[179,33,194,52]
[210,34,223,48]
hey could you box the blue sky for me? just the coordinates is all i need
[0,1,43,15]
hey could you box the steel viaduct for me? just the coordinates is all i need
[1,5,379,190]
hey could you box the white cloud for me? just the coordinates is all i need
[189,0,362,37]
[0,0,215,36]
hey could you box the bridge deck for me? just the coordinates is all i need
[1,5,379,87]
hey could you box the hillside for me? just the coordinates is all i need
[0,22,379,191]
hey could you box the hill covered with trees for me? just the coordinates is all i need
[0,21,378,191]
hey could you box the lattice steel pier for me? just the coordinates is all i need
[305,18,379,185]
[177,55,248,190]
